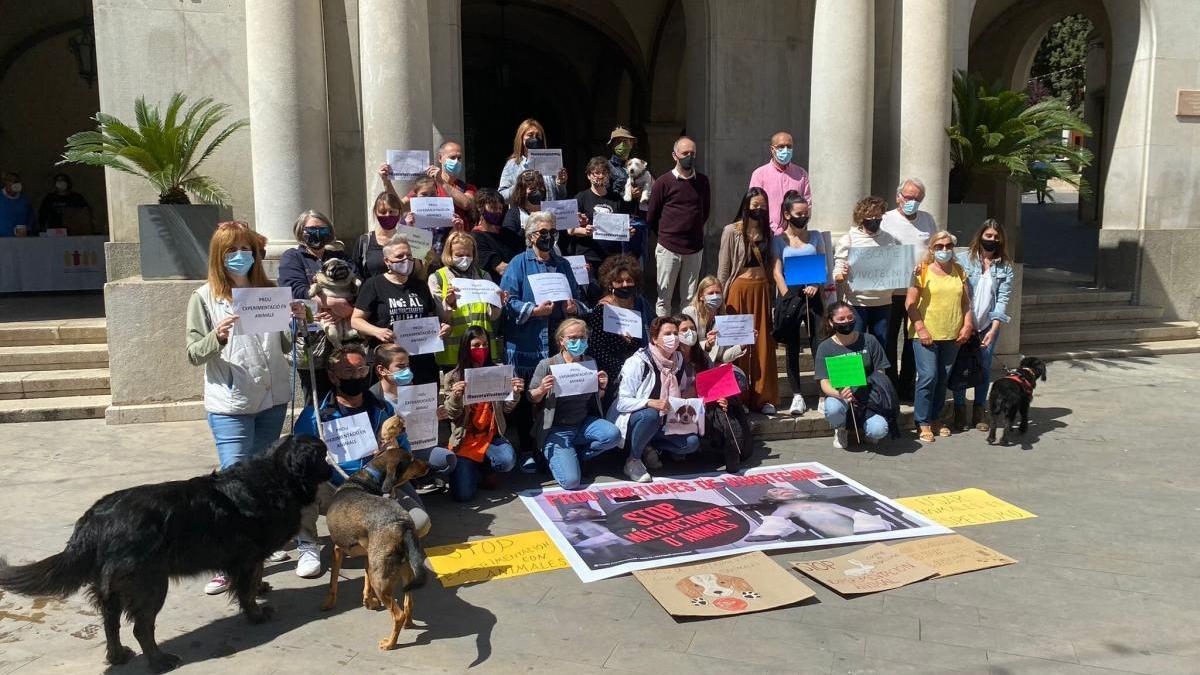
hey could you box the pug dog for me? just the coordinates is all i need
[623,157,653,206]
[308,258,361,348]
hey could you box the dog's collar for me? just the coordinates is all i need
[363,465,383,483]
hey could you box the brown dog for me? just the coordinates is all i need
[320,417,430,650]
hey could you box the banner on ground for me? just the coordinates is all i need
[520,462,950,582]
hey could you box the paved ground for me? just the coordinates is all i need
[1,354,1198,674]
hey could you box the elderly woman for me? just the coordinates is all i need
[952,219,1014,432]
[429,231,503,370]
[498,118,569,202]
[906,231,973,443]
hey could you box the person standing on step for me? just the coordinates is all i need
[833,196,901,356]
[748,131,812,235]
[646,136,709,317]
[771,190,824,416]
[951,219,1013,432]
[880,178,938,402]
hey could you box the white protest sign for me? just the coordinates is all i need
[321,412,378,464]
[592,212,630,242]
[410,196,455,230]
[528,272,572,304]
[542,200,578,230]
[392,316,443,355]
[565,256,589,285]
[232,287,293,335]
[714,314,756,347]
[386,149,429,180]
[550,361,598,397]
[528,149,563,175]
[847,244,917,291]
[392,382,438,450]
[451,277,502,308]
[394,225,433,261]
[602,303,643,338]
[464,364,514,405]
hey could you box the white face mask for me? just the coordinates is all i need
[388,259,414,276]
[678,329,697,347]
[7,182,22,195]
[452,256,472,271]
[659,334,679,351]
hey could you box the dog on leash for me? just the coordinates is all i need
[320,416,430,651]
[622,157,653,206]
[987,356,1047,445]
[0,436,332,673]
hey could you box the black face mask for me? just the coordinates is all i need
[790,216,809,230]
[302,228,331,249]
[862,218,882,234]
[980,239,999,253]
[749,208,768,223]
[613,286,635,299]
[832,321,855,336]
[527,190,544,206]
[334,375,370,397]
[525,137,543,150]
[482,210,504,226]
[534,232,556,252]
[677,155,695,171]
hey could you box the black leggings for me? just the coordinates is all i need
[782,290,823,392]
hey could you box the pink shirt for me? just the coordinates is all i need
[749,160,812,234]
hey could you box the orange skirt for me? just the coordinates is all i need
[726,275,778,410]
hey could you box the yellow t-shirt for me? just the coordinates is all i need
[909,263,966,341]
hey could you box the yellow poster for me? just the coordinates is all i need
[895,488,1037,527]
[425,530,570,587]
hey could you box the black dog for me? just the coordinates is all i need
[987,356,1047,445]
[0,435,332,673]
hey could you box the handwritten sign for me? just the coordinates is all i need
[550,361,598,397]
[888,535,1017,578]
[694,363,740,403]
[783,254,828,286]
[410,196,455,230]
[392,383,438,450]
[791,543,936,596]
[393,316,443,355]
[592,212,630,242]
[528,272,572,304]
[635,552,814,618]
[847,244,917,291]
[824,353,867,389]
[464,364,514,405]
[713,314,755,347]
[565,255,589,285]
[386,149,429,180]
[895,488,1037,528]
[451,277,502,308]
[321,412,378,464]
[528,148,563,175]
[602,304,643,338]
[426,531,570,587]
[542,199,578,231]
[231,287,293,335]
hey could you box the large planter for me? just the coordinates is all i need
[137,204,219,280]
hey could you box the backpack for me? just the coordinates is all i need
[853,370,901,439]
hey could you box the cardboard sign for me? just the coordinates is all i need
[528,272,572,304]
[386,149,429,179]
[426,531,570,588]
[565,255,589,285]
[694,363,740,403]
[592,212,630,242]
[391,383,438,450]
[392,316,443,355]
[783,254,828,286]
[888,535,1017,578]
[824,352,867,388]
[895,488,1037,527]
[528,148,563,175]
[231,287,293,335]
[451,277,502,308]
[410,196,455,230]
[635,552,815,618]
[847,244,917,291]
[542,199,578,230]
[713,314,755,347]
[602,303,643,338]
[791,543,936,596]
[321,412,378,464]
[464,364,514,405]
[665,397,705,436]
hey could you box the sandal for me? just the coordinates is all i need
[918,425,935,443]
[936,423,952,438]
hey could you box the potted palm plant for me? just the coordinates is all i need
[63,93,247,279]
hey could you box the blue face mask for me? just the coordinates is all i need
[774,147,793,165]
[443,158,461,175]
[934,249,954,264]
[391,368,413,386]
[565,338,588,357]
[902,198,920,216]
[224,250,254,276]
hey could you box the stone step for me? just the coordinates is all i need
[1017,337,1200,364]
[1020,320,1198,346]
[0,394,110,423]
[0,368,111,400]
[0,319,107,347]
[0,344,109,372]
[748,401,952,441]
[1021,304,1164,325]
[1022,289,1131,307]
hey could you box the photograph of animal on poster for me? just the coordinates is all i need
[520,462,950,582]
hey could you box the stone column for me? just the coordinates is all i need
[359,0,433,217]
[808,0,874,235]
[428,0,464,152]
[898,0,952,228]
[245,0,331,255]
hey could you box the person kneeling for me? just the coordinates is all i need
[815,302,893,449]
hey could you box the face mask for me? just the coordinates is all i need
[677,155,695,171]
[443,158,461,175]
[614,142,631,159]
[749,208,767,223]
[832,321,855,336]
[334,375,370,397]
[482,210,504,226]
[678,330,697,347]
[224,250,254,276]
[902,199,921,216]
[526,190,543,206]
[612,286,635,299]
[55,181,69,192]
[302,227,332,248]
[774,147,793,165]
[525,136,543,150]
[391,368,413,386]
[8,182,22,195]
[980,239,999,253]
[469,347,488,366]
[660,334,679,351]
[389,259,414,276]
[704,293,722,309]
[590,176,609,190]
[565,338,588,356]
[862,218,881,234]
[377,214,399,230]
[452,256,472,271]
[934,249,954,264]
[533,232,555,253]
[790,216,809,230]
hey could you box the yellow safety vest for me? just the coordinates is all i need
[435,266,502,367]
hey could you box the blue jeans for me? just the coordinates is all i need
[912,339,960,426]
[207,404,288,469]
[415,445,457,477]
[543,416,622,490]
[626,408,701,461]
[822,396,889,440]
[953,328,999,407]
[625,216,649,269]
[449,439,516,502]
[852,304,891,354]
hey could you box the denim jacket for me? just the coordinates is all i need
[499,249,589,379]
[955,251,1014,324]
[293,389,405,485]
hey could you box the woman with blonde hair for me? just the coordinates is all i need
[905,230,973,442]
[497,118,569,202]
[682,275,751,391]
[429,230,502,369]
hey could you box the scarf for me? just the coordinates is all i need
[648,344,680,406]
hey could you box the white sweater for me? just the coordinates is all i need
[833,227,902,307]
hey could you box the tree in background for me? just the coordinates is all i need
[1028,14,1093,112]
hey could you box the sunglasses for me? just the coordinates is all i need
[932,244,954,251]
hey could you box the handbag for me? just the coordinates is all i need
[948,334,985,391]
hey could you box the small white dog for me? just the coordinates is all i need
[623,158,653,206]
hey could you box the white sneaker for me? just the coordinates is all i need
[788,394,807,416]
[624,458,652,483]
[761,404,776,415]
[833,428,848,450]
[642,447,663,470]
[204,574,229,595]
[266,550,289,563]
[295,542,323,578]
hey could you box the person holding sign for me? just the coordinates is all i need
[833,196,903,360]
[677,316,752,471]
[471,189,524,282]
[682,276,753,394]
[771,190,825,416]
[906,231,973,443]
[352,166,409,280]
[582,255,653,408]
[442,327,523,501]
[565,157,637,294]
[501,169,584,242]
[814,302,893,449]
[528,320,621,489]
[497,119,569,202]
[429,231,503,369]
[400,176,465,259]
[368,343,457,480]
[717,187,779,414]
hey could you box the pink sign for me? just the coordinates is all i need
[695,363,741,403]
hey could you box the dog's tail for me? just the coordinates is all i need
[402,528,428,591]
[0,547,92,598]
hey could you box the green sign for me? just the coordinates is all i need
[825,353,867,389]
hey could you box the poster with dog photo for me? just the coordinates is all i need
[520,462,950,582]
[665,397,705,436]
